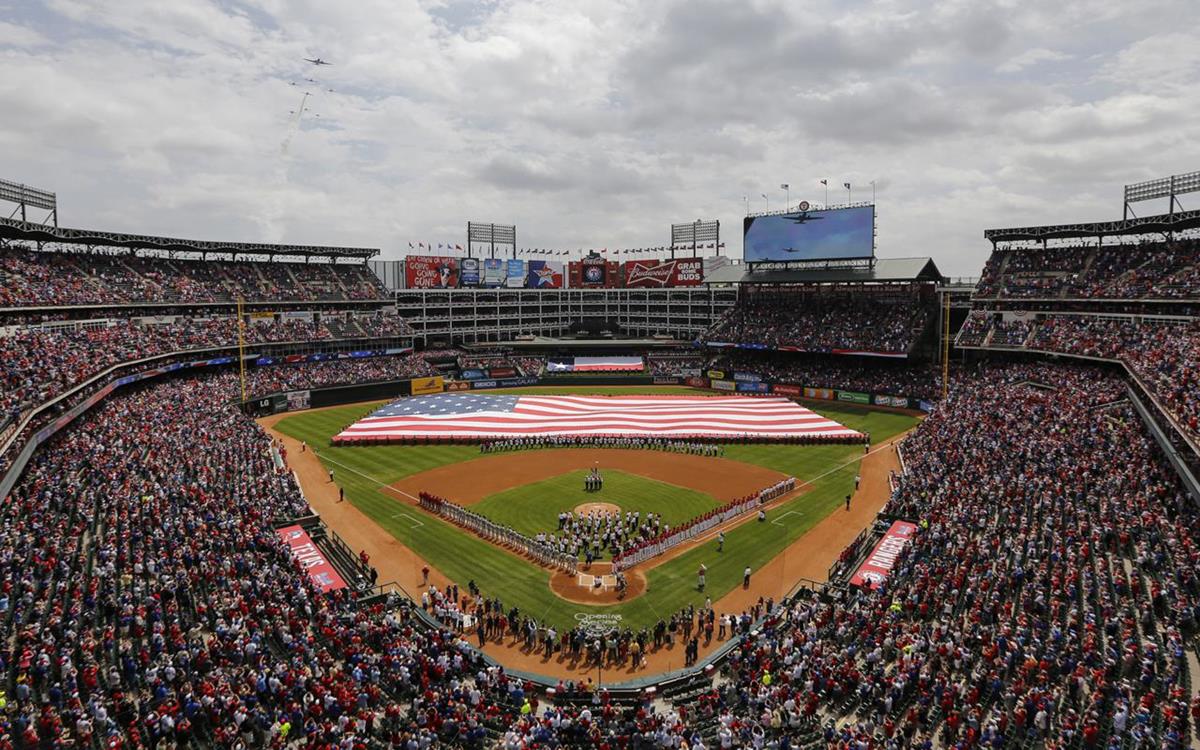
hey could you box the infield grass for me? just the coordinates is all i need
[471,469,720,539]
[272,387,917,632]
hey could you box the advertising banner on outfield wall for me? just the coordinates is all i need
[410,376,445,395]
[804,387,835,400]
[525,260,564,288]
[707,369,725,380]
[685,376,710,388]
[653,377,681,385]
[276,525,348,592]
[711,379,736,392]
[736,381,770,393]
[447,381,471,391]
[622,258,704,287]
[837,390,871,404]
[285,390,311,411]
[772,384,803,397]
[472,376,539,390]
[506,259,526,288]
[405,256,459,288]
[873,395,908,408]
[460,258,480,286]
[849,520,918,589]
[570,257,618,287]
[483,258,505,287]
[733,372,761,382]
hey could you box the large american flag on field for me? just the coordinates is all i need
[333,393,862,441]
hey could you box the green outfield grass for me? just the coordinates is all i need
[271,386,918,631]
[471,469,720,540]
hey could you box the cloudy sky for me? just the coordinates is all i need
[1,0,1196,276]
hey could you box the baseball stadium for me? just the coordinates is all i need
[3,5,1200,749]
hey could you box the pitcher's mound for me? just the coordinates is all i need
[574,501,621,516]
[549,561,647,604]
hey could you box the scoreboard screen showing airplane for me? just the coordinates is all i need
[743,205,875,262]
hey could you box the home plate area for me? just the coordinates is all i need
[577,571,619,591]
[549,561,646,604]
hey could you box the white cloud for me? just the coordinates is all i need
[0,20,49,47]
[997,47,1071,73]
[0,0,1197,277]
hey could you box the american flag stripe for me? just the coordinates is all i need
[334,394,861,441]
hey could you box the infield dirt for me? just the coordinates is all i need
[389,448,787,505]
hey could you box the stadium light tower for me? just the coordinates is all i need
[1123,170,1200,220]
[670,219,720,258]
[0,178,57,226]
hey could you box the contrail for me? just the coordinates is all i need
[280,91,311,157]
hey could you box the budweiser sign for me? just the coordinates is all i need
[623,258,703,287]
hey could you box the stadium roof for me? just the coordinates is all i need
[984,208,1200,243]
[704,257,942,285]
[0,216,379,260]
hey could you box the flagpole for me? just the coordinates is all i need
[871,180,876,204]
[785,185,789,212]
[824,181,829,208]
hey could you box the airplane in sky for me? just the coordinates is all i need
[779,210,824,225]
[304,57,332,66]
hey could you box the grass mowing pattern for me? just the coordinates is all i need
[272,388,917,630]
[471,469,720,540]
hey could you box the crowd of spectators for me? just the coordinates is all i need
[1,339,1199,748]
[455,351,544,377]
[707,352,942,401]
[0,314,413,427]
[0,374,532,747]
[965,315,1200,441]
[0,245,388,306]
[988,318,1034,347]
[703,288,933,354]
[647,353,705,377]
[682,363,1199,749]
[975,238,1200,300]
[955,311,992,347]
[238,353,439,398]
